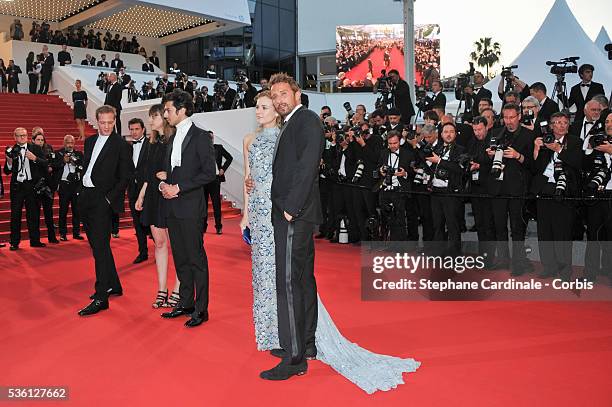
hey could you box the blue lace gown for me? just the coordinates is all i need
[248,127,420,394]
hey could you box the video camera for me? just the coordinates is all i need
[606,43,612,60]
[546,57,579,76]
[234,72,248,93]
[501,65,518,79]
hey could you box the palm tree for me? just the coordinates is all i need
[470,37,501,78]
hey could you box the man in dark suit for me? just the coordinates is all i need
[530,82,559,123]
[142,58,155,72]
[471,71,493,108]
[425,79,447,112]
[159,90,216,328]
[486,103,535,275]
[531,112,582,280]
[221,81,237,110]
[6,60,21,93]
[127,118,150,263]
[96,54,109,67]
[568,64,606,124]
[38,45,54,94]
[57,44,71,66]
[77,105,133,316]
[52,135,84,241]
[388,69,415,124]
[150,51,160,68]
[3,127,48,250]
[81,54,96,66]
[203,132,233,235]
[569,100,603,143]
[104,73,123,135]
[259,73,324,381]
[111,53,124,71]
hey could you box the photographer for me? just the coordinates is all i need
[331,128,359,243]
[427,123,466,255]
[319,106,332,122]
[570,100,603,144]
[370,109,388,148]
[317,120,338,239]
[477,98,494,115]
[214,80,237,111]
[32,129,59,244]
[471,71,493,107]
[388,69,415,124]
[583,109,612,283]
[140,81,157,100]
[529,82,559,123]
[468,116,495,263]
[377,130,412,241]
[52,135,84,241]
[568,64,606,124]
[3,128,48,250]
[486,103,535,275]
[423,80,446,112]
[531,112,582,280]
[497,71,529,102]
[243,81,258,108]
[386,108,404,132]
[520,96,541,131]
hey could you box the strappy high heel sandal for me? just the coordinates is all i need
[164,290,180,308]
[152,290,168,308]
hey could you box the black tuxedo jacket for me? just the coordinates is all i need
[58,51,71,66]
[161,123,216,219]
[467,134,493,189]
[97,60,109,67]
[214,144,233,182]
[530,134,583,197]
[128,139,151,199]
[3,143,48,185]
[82,133,133,213]
[104,82,123,111]
[429,92,446,110]
[81,58,96,66]
[431,142,466,192]
[393,79,416,121]
[353,135,383,188]
[471,87,493,107]
[568,82,605,122]
[538,97,560,123]
[377,147,415,190]
[51,148,84,184]
[486,126,536,196]
[222,88,237,110]
[150,56,160,67]
[333,144,357,179]
[142,62,154,72]
[272,106,325,223]
[41,53,54,77]
[111,59,124,70]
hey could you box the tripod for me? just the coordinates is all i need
[551,74,569,111]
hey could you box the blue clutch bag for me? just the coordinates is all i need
[242,226,252,245]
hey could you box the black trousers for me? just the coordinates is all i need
[431,191,462,255]
[318,177,333,235]
[111,213,120,234]
[333,183,359,241]
[405,195,419,244]
[379,189,407,241]
[584,198,612,278]
[28,74,38,94]
[414,186,434,250]
[471,186,495,259]
[8,79,18,93]
[58,181,80,236]
[38,74,51,94]
[38,193,56,240]
[128,193,148,256]
[80,187,122,301]
[536,198,575,277]
[114,109,122,136]
[352,187,377,240]
[272,209,317,365]
[203,180,222,229]
[491,197,530,270]
[9,181,41,246]
[167,215,209,314]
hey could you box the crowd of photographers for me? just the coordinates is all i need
[320,63,611,284]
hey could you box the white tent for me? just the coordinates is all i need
[594,26,611,55]
[485,0,612,102]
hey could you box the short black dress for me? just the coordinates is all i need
[141,141,168,228]
[72,90,88,119]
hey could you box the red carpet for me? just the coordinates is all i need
[344,47,423,86]
[2,217,612,406]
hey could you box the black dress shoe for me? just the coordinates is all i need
[48,237,60,244]
[89,288,123,300]
[78,299,109,316]
[216,226,222,235]
[133,254,148,264]
[161,307,195,318]
[59,235,68,241]
[185,311,209,327]
[270,347,317,360]
[73,235,84,240]
[315,233,326,239]
[260,360,307,381]
[30,242,46,248]
[9,244,19,251]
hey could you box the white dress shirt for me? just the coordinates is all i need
[132,136,145,168]
[61,151,77,181]
[171,117,192,170]
[83,135,110,187]
[283,104,302,124]
[580,82,591,101]
[384,150,401,190]
[9,143,32,182]
[543,137,564,183]
[432,146,451,188]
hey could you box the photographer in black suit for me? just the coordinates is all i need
[260,73,324,380]
[530,82,559,123]
[423,80,446,112]
[388,69,415,124]
[3,128,48,250]
[159,90,216,328]
[142,58,155,72]
[104,73,123,135]
[568,64,606,124]
[127,118,150,264]
[531,112,582,280]
[471,71,493,108]
[204,132,233,235]
[331,128,359,243]
[38,45,54,94]
[77,106,133,316]
[52,135,84,241]
[111,53,124,71]
[486,103,535,275]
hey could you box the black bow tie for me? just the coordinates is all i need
[390,151,399,156]
[581,83,591,88]
[585,121,594,125]
[132,138,144,145]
